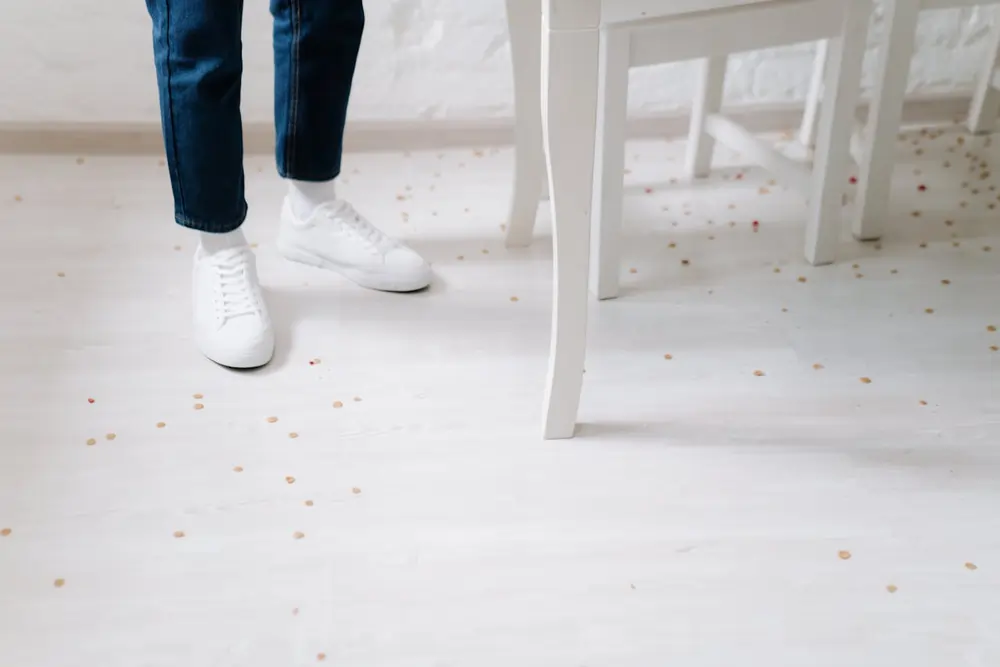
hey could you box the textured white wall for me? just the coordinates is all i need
[0,1,998,124]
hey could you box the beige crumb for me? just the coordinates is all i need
[86,438,97,446]
[57,272,65,278]
[332,401,344,409]
[193,393,203,399]
[797,276,807,283]
[925,308,935,314]
[1,528,11,536]
[886,584,898,593]
[813,363,824,370]
[352,487,362,495]
[288,432,299,439]
[194,403,204,410]
[663,354,673,360]
[54,578,65,588]
[965,562,978,571]
[753,370,765,377]
[838,550,852,560]
[860,377,872,384]
[286,476,296,485]
[305,500,314,507]
[510,296,519,302]
[266,416,278,423]
[233,466,244,473]
[156,422,166,429]
[173,531,185,538]
[293,531,305,540]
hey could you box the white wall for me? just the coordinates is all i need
[1,1,998,125]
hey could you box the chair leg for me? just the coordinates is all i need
[541,24,600,440]
[504,0,546,248]
[805,0,869,266]
[852,0,918,242]
[685,56,727,179]
[968,10,1000,135]
[799,40,829,148]
[590,28,630,301]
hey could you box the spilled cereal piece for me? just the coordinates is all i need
[838,550,852,560]
[813,363,824,370]
[156,422,166,429]
[286,476,296,484]
[106,433,116,441]
[266,416,278,423]
[86,438,97,447]
[54,578,65,588]
[173,531,185,539]
[332,401,344,409]
[194,403,204,410]
[965,562,978,571]
[289,432,299,439]
[233,466,244,473]
[1,528,11,536]
[753,370,765,377]
[305,500,314,507]
[352,487,362,495]
[886,584,898,593]
[663,354,673,361]
[293,532,305,540]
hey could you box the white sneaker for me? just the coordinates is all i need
[276,198,432,292]
[192,242,275,369]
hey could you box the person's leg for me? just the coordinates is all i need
[270,0,432,293]
[146,0,247,232]
[146,0,274,368]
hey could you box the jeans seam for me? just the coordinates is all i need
[286,0,301,176]
[163,0,186,215]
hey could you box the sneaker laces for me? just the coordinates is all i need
[317,200,398,252]
[210,247,260,321]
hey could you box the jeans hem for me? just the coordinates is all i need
[278,168,341,183]
[174,205,247,234]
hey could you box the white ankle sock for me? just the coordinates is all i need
[288,179,337,220]
[199,229,248,255]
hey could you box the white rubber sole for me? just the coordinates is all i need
[277,238,432,293]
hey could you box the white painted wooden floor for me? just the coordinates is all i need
[1,127,999,665]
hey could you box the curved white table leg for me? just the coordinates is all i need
[541,14,600,440]
[852,0,918,242]
[799,39,829,148]
[686,56,727,178]
[505,0,546,248]
[590,27,630,301]
[804,0,868,265]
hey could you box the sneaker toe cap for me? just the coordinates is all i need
[384,247,432,291]
[200,317,275,369]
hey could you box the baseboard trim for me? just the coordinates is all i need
[0,92,976,156]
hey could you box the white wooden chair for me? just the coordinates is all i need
[800,0,1000,242]
[503,0,873,439]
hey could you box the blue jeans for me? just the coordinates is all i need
[145,0,364,233]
